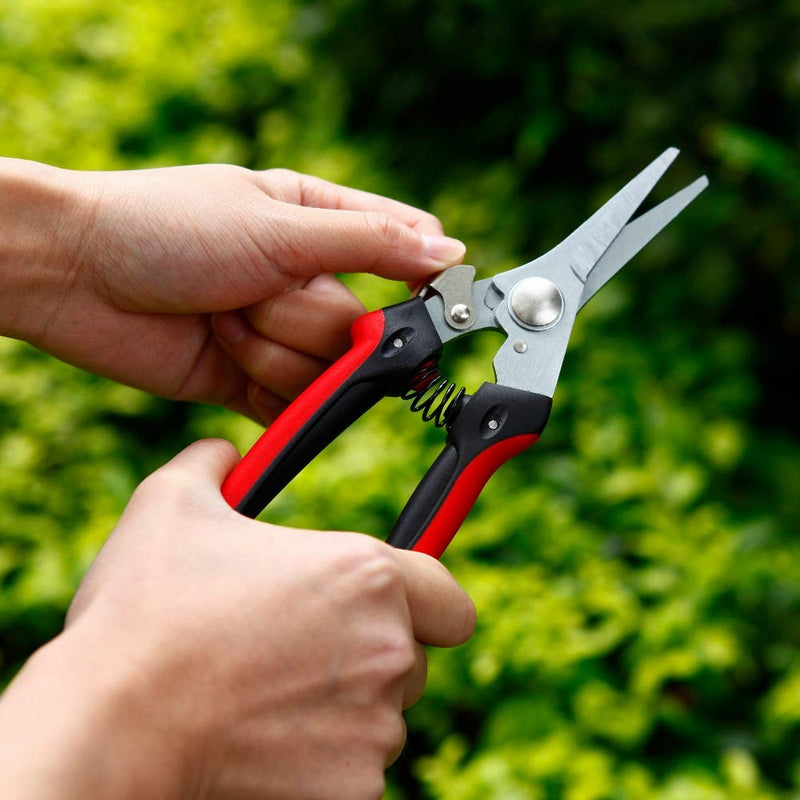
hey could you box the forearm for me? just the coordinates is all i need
[0,158,88,343]
[0,627,189,800]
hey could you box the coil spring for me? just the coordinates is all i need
[402,359,466,430]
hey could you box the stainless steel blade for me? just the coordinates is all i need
[568,147,680,283]
[489,150,706,398]
[489,148,682,300]
[579,176,709,310]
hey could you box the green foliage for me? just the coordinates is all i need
[1,0,799,797]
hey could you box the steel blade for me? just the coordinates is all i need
[568,147,680,283]
[579,176,709,310]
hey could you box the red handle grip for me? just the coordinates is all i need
[222,297,446,519]
[386,383,552,558]
[409,434,539,558]
[222,310,387,512]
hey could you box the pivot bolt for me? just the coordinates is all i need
[509,277,564,330]
[450,303,471,324]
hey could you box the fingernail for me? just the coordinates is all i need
[421,234,466,265]
[212,311,248,344]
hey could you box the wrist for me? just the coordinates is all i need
[0,625,192,800]
[0,158,95,343]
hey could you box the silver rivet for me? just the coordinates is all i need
[487,419,499,430]
[450,303,471,324]
[513,340,527,353]
[393,338,404,349]
[509,277,564,330]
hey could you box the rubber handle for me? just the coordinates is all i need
[222,298,443,517]
[386,383,552,558]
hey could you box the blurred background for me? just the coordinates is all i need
[1,1,799,797]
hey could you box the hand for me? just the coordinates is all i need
[0,440,476,800]
[0,158,465,421]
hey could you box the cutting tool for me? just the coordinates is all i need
[222,149,708,558]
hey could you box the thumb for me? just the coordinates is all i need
[157,439,242,490]
[275,205,466,281]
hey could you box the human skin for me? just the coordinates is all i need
[0,440,476,799]
[0,159,474,798]
[0,157,465,422]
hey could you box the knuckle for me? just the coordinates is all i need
[325,534,412,614]
[388,714,408,758]
[335,766,385,800]
[361,774,387,800]
[376,628,417,678]
[256,342,283,378]
[270,215,315,273]
[296,173,328,207]
[264,167,297,182]
[261,167,301,197]
[244,340,286,386]
[366,211,401,243]
[374,706,408,763]
[420,210,444,232]
[341,290,367,317]
[136,466,195,506]
[350,540,404,597]
[204,437,239,459]
[131,471,164,504]
[259,168,306,205]
[244,296,296,340]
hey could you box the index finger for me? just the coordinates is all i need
[256,169,446,237]
[392,549,476,647]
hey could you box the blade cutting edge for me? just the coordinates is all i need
[569,147,680,283]
[579,175,709,310]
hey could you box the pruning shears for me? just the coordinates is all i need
[222,149,708,558]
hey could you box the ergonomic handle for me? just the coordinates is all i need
[222,297,443,517]
[386,383,552,558]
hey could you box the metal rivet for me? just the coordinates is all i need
[393,338,404,349]
[450,303,471,324]
[509,277,564,330]
[487,419,499,430]
[513,340,527,353]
